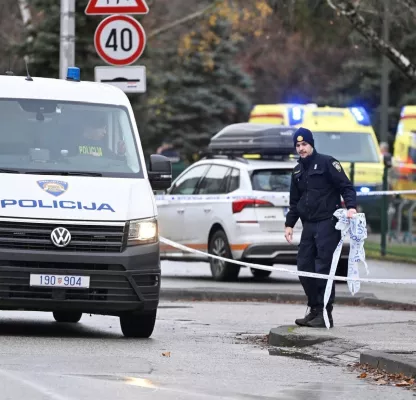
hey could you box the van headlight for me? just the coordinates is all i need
[128,218,158,245]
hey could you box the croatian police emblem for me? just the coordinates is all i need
[37,180,68,197]
[332,161,342,172]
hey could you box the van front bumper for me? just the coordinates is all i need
[0,242,161,316]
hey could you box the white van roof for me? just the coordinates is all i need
[0,75,129,106]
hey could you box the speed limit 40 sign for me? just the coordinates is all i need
[94,14,146,66]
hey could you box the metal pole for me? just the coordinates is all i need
[380,165,389,255]
[59,0,76,79]
[350,162,355,186]
[380,0,390,143]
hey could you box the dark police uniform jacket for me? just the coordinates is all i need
[285,150,357,228]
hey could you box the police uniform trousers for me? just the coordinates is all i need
[297,216,341,311]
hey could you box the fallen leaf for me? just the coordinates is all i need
[396,381,411,387]
[359,372,367,378]
[162,352,171,357]
[375,380,387,385]
[373,374,385,380]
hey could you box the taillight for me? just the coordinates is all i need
[232,199,274,214]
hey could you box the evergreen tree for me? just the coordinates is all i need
[145,19,254,161]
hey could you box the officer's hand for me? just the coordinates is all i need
[347,208,357,218]
[285,227,293,243]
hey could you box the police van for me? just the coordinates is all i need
[156,122,350,281]
[0,67,172,338]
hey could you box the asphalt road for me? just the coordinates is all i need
[0,301,413,399]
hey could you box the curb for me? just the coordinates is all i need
[159,288,416,311]
[360,351,416,378]
[268,325,337,347]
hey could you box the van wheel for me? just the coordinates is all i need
[250,268,272,279]
[53,311,82,323]
[120,310,157,338]
[208,230,240,281]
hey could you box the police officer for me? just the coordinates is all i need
[284,127,357,328]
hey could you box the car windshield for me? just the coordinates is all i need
[0,98,144,178]
[313,131,380,163]
[251,169,292,192]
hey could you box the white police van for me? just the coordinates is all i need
[0,67,172,338]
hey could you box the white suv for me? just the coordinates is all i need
[156,123,349,281]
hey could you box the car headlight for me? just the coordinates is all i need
[128,218,158,245]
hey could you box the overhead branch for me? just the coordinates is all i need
[396,0,416,20]
[326,0,416,81]
[147,2,220,40]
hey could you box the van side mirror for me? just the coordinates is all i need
[383,153,392,168]
[148,154,172,191]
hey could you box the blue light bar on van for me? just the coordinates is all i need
[66,67,80,82]
[288,106,304,125]
[349,107,371,126]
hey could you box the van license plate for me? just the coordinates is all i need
[29,274,90,288]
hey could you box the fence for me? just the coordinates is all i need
[349,160,416,261]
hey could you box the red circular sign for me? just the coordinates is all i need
[94,15,146,66]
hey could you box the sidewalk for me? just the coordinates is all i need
[268,315,416,388]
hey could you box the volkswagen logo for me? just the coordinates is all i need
[50,227,72,248]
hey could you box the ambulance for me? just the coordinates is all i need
[249,104,386,229]
[0,67,172,338]
[249,103,317,125]
[392,106,416,200]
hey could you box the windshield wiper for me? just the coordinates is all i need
[25,171,103,177]
[0,169,21,174]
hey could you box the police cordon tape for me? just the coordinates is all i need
[155,189,416,201]
[158,188,416,329]
[159,235,416,285]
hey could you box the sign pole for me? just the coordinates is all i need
[59,0,76,79]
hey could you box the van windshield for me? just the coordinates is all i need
[0,98,144,178]
[313,131,380,163]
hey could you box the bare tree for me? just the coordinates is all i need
[327,0,416,81]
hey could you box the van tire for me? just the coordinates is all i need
[120,310,157,338]
[53,311,82,323]
[208,230,240,281]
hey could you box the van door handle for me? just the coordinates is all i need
[203,207,212,213]
[177,208,185,214]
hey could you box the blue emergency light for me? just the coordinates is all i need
[66,67,80,82]
[359,186,371,193]
[288,106,304,125]
[349,107,371,126]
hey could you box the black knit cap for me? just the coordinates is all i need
[293,127,314,148]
